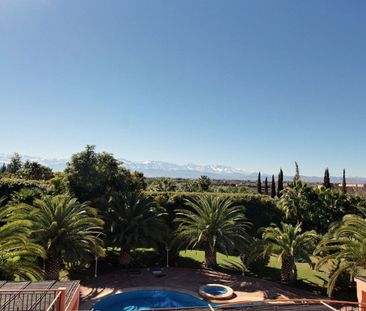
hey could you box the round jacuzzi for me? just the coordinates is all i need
[199,284,234,300]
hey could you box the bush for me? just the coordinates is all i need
[241,238,270,273]
[0,177,52,198]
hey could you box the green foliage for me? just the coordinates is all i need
[198,175,211,192]
[277,169,284,197]
[175,195,251,267]
[0,197,45,280]
[240,237,270,273]
[279,181,354,233]
[4,154,54,181]
[148,177,177,192]
[50,172,68,194]
[262,223,318,283]
[271,175,276,198]
[0,177,51,198]
[18,161,54,180]
[212,184,249,193]
[257,172,262,194]
[315,214,366,296]
[278,181,318,223]
[342,169,347,194]
[147,191,282,237]
[179,180,199,192]
[26,194,105,279]
[103,191,167,265]
[10,188,41,205]
[324,168,331,189]
[64,145,139,202]
[7,153,22,174]
[294,162,300,181]
[264,177,268,195]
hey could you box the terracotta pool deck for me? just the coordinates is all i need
[80,267,321,309]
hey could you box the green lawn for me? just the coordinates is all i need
[179,250,328,287]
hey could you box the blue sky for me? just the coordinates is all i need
[1,0,365,176]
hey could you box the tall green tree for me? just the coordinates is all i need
[324,168,331,189]
[104,192,167,265]
[7,153,22,174]
[64,145,135,202]
[277,169,284,197]
[294,162,300,181]
[262,223,317,283]
[176,195,251,267]
[198,175,211,192]
[27,195,104,279]
[264,177,269,195]
[0,197,45,280]
[0,163,6,174]
[271,175,276,198]
[19,161,54,180]
[257,172,262,194]
[315,213,366,296]
[342,169,347,194]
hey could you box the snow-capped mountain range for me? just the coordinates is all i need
[122,159,258,180]
[0,153,365,183]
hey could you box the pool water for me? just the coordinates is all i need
[92,290,212,311]
[202,285,228,296]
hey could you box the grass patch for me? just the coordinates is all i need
[179,250,328,290]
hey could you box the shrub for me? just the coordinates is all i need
[0,177,52,198]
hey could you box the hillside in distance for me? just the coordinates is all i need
[0,153,365,183]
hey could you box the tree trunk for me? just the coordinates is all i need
[45,257,60,280]
[204,247,217,268]
[281,254,296,284]
[119,249,132,266]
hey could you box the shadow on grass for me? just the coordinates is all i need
[221,259,328,297]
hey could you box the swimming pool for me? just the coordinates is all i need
[91,290,213,311]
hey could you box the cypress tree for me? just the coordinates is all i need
[271,174,276,198]
[342,168,347,194]
[277,169,284,197]
[0,163,6,173]
[324,168,331,189]
[257,172,262,194]
[294,161,300,181]
[264,177,269,195]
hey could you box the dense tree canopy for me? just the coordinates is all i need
[64,145,141,202]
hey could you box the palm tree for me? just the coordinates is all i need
[262,222,318,283]
[27,195,104,280]
[315,214,366,296]
[104,191,167,265]
[278,181,320,224]
[0,197,45,280]
[149,178,177,192]
[175,195,251,268]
